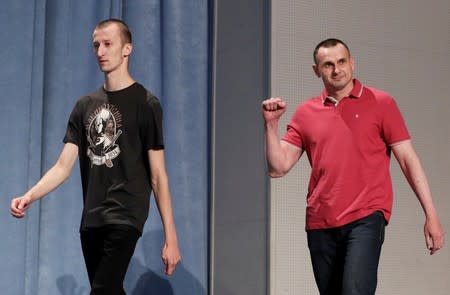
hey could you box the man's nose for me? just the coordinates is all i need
[332,64,340,74]
[96,44,105,56]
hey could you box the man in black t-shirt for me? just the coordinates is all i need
[11,19,181,294]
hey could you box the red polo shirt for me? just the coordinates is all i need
[283,79,410,230]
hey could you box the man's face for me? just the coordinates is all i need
[92,24,131,73]
[313,43,354,95]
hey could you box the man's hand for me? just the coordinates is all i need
[161,242,181,275]
[10,195,32,218]
[424,216,444,255]
[262,97,287,123]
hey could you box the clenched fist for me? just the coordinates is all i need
[262,97,287,122]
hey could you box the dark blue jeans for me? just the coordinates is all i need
[307,211,386,295]
[80,224,141,295]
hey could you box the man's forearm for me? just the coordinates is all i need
[153,179,179,243]
[26,162,72,202]
[393,142,438,218]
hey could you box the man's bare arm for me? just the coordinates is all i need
[10,143,79,218]
[392,140,444,254]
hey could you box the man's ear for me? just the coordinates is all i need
[312,64,321,78]
[123,43,132,57]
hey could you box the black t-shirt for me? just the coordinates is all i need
[64,82,164,232]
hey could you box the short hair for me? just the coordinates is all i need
[95,18,132,44]
[313,38,350,65]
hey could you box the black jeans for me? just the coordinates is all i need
[80,224,141,295]
[307,211,386,295]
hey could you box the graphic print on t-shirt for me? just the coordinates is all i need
[86,103,122,168]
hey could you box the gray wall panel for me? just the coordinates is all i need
[211,0,270,294]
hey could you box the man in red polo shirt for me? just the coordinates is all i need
[262,38,444,295]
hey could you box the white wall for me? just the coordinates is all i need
[270,1,450,294]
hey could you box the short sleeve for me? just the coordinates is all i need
[282,123,303,148]
[63,99,84,146]
[381,97,410,145]
[282,106,304,148]
[142,93,164,150]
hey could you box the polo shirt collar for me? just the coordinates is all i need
[321,79,364,105]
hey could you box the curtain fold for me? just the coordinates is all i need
[0,1,208,294]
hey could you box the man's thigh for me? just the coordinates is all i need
[342,211,386,295]
[81,225,141,295]
[307,228,342,294]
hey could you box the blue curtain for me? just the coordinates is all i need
[0,1,208,294]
